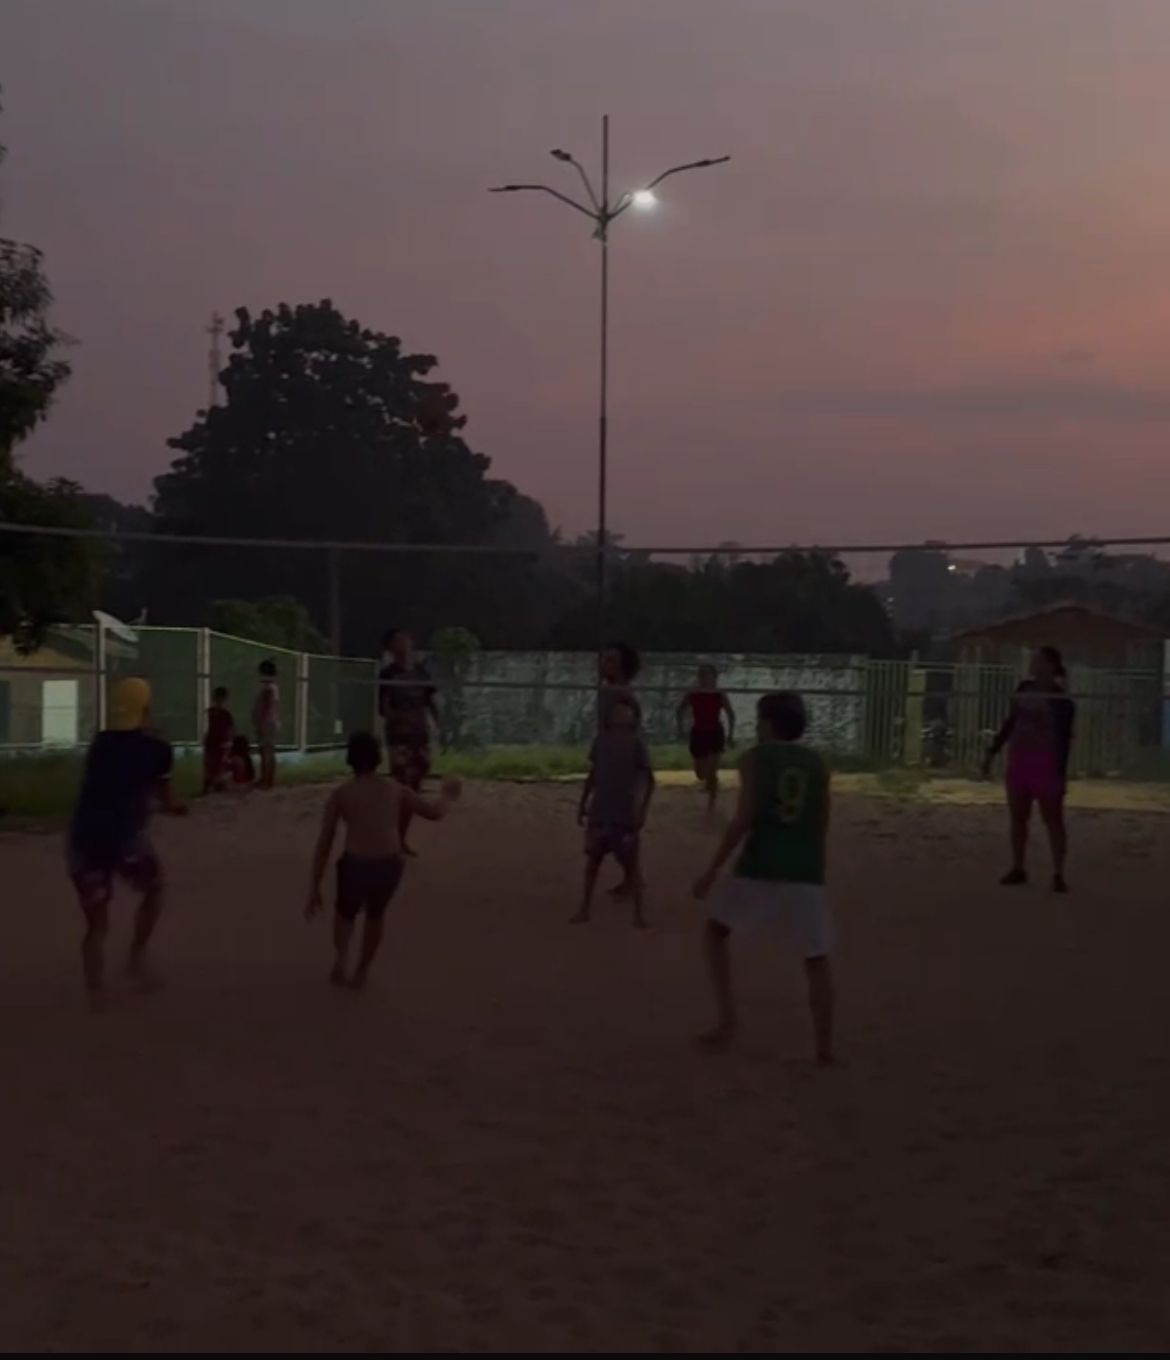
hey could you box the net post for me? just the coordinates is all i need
[196,629,212,743]
[297,651,310,752]
[94,616,107,737]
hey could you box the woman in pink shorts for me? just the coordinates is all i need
[983,645,1076,893]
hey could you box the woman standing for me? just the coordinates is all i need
[677,663,736,815]
[982,645,1075,893]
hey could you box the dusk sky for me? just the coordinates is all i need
[5,0,1170,551]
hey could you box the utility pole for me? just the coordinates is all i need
[207,312,224,410]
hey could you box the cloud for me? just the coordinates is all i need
[767,377,1170,425]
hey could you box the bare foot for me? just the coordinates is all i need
[697,1022,736,1049]
[568,909,591,925]
[329,964,348,987]
[347,970,369,992]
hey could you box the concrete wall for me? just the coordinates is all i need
[457,652,870,754]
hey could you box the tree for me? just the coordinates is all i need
[74,491,152,622]
[208,596,328,652]
[0,473,100,648]
[429,625,481,751]
[0,93,96,650]
[151,300,556,650]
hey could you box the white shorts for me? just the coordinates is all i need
[708,878,831,958]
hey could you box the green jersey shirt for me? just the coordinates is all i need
[734,741,829,885]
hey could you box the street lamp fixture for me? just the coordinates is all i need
[490,117,730,665]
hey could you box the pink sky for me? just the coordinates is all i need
[6,0,1170,550]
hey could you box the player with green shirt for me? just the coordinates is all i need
[693,691,835,1063]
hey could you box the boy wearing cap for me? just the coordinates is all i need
[67,677,186,1005]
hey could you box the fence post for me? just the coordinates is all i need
[903,651,925,767]
[297,651,310,752]
[94,616,107,739]
[196,629,211,744]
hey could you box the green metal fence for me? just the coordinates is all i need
[1,626,1166,777]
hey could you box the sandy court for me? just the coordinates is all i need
[2,778,1170,1352]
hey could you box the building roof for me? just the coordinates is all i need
[955,601,1164,645]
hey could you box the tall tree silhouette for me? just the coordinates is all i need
[152,300,555,650]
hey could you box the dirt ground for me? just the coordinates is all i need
[2,780,1170,1352]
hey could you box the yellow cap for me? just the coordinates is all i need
[109,676,152,731]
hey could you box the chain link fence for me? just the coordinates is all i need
[1,625,1167,778]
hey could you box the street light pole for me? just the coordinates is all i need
[490,119,729,670]
[597,114,610,668]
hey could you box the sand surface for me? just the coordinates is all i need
[2,780,1170,1352]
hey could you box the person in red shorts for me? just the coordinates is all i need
[982,645,1075,894]
[66,677,187,1006]
[677,663,736,815]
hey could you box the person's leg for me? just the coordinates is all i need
[804,955,836,1064]
[1039,793,1069,891]
[125,854,164,988]
[699,919,736,1044]
[349,861,402,989]
[571,851,603,923]
[349,912,386,990]
[332,911,356,984]
[617,838,647,928]
[398,750,427,856]
[1001,783,1032,884]
[331,859,359,983]
[76,876,112,1003]
[701,755,720,814]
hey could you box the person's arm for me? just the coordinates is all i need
[402,776,461,823]
[578,744,596,825]
[720,692,737,745]
[636,754,656,828]
[306,793,341,917]
[1057,697,1076,781]
[675,694,690,739]
[693,752,756,898]
[982,701,1017,776]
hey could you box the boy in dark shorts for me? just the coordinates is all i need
[692,692,835,1063]
[67,677,187,1005]
[378,628,440,855]
[572,698,655,929]
[676,663,736,814]
[306,730,460,990]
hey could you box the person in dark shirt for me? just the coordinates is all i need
[982,645,1076,893]
[67,677,187,1004]
[377,628,439,855]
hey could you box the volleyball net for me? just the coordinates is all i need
[1,521,1169,777]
